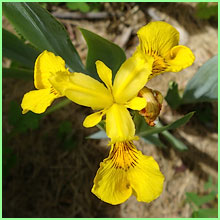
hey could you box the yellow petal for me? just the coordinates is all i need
[126,97,146,110]
[92,141,164,205]
[106,104,135,142]
[21,88,60,114]
[50,72,113,110]
[92,142,133,205]
[113,53,153,104]
[95,60,113,90]
[128,151,164,203]
[165,45,195,72]
[137,21,179,57]
[83,110,104,128]
[34,50,68,89]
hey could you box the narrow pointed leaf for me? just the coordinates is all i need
[136,112,195,137]
[3,2,85,73]
[3,28,39,68]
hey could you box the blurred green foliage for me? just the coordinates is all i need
[165,55,218,109]
[58,121,77,151]
[196,2,218,21]
[186,176,218,218]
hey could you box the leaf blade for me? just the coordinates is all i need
[3,2,85,73]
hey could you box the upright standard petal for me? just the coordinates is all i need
[21,88,61,114]
[34,50,68,89]
[106,104,135,143]
[137,21,179,57]
[96,60,113,91]
[50,72,113,110]
[113,53,154,104]
[92,141,164,205]
[165,45,195,72]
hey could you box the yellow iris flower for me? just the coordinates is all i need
[21,50,164,205]
[49,52,164,205]
[50,52,153,144]
[134,21,195,80]
[21,51,70,114]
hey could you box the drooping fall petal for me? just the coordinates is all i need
[21,88,61,114]
[92,141,164,205]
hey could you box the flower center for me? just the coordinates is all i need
[152,53,168,74]
[109,141,139,171]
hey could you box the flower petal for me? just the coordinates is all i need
[165,45,195,72]
[126,97,146,110]
[106,104,135,142]
[21,88,60,114]
[83,110,104,128]
[137,21,179,57]
[34,50,68,89]
[92,141,164,205]
[92,143,133,205]
[96,60,113,90]
[113,53,153,104]
[129,153,164,203]
[50,72,113,110]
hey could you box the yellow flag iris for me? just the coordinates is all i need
[21,51,70,114]
[134,21,195,80]
[50,52,154,143]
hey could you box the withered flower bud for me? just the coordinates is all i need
[138,87,163,126]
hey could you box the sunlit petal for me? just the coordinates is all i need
[21,88,60,114]
[50,72,113,110]
[106,104,135,143]
[113,54,153,103]
[34,50,69,89]
[126,97,146,110]
[92,141,164,205]
[96,60,113,90]
[165,45,195,72]
[83,110,105,128]
[137,21,179,57]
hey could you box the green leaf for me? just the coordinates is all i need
[193,208,218,218]
[160,129,188,151]
[80,28,126,80]
[196,2,218,20]
[3,2,85,73]
[3,67,33,80]
[66,2,90,12]
[87,130,108,139]
[43,99,71,115]
[182,55,218,103]
[8,101,42,134]
[135,112,195,137]
[3,28,39,68]
[186,191,217,207]
[165,81,182,109]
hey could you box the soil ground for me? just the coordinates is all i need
[2,2,218,218]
